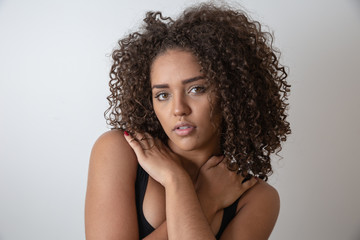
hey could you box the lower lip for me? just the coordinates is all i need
[174,127,195,136]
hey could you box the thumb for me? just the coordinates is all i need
[203,155,224,169]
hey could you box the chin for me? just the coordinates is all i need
[177,144,197,152]
[168,138,199,152]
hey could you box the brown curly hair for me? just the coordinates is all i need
[105,3,291,180]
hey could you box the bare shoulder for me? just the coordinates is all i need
[92,129,134,157]
[220,180,280,240]
[87,129,138,193]
[89,129,137,173]
[236,180,280,222]
[85,130,139,239]
[238,180,280,209]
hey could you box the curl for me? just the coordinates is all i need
[105,2,291,180]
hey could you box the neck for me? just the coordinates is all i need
[168,140,221,183]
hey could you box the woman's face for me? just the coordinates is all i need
[150,49,221,153]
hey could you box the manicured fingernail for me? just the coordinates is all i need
[124,131,129,136]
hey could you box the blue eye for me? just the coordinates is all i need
[189,86,206,94]
[154,92,169,101]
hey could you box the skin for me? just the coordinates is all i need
[150,49,222,182]
[85,49,280,240]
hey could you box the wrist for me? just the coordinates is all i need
[163,168,191,189]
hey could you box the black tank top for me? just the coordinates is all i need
[135,165,240,239]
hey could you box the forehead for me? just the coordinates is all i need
[150,50,203,85]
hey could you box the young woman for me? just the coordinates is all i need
[85,3,291,240]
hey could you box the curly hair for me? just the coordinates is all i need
[105,3,291,181]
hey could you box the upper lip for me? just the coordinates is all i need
[172,121,196,131]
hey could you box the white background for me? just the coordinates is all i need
[1,0,359,239]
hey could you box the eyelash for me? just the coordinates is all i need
[154,92,169,101]
[189,85,206,94]
[154,85,207,101]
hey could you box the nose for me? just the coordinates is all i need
[173,94,191,117]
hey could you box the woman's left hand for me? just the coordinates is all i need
[124,131,186,186]
[195,156,258,219]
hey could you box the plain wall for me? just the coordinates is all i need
[0,0,359,239]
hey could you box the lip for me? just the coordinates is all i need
[172,121,196,136]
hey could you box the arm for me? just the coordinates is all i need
[85,130,139,240]
[123,132,258,240]
[165,171,216,240]
[85,130,169,240]
[142,175,216,240]
[124,131,217,239]
[141,167,276,240]
[143,176,279,240]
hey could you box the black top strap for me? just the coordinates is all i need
[215,197,240,239]
[135,165,154,238]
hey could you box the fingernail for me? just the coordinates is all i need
[124,131,129,136]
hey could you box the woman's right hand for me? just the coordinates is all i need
[124,131,187,187]
[195,156,258,219]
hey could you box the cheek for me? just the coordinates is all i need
[153,107,162,122]
[153,104,168,128]
[198,98,216,119]
[152,100,161,117]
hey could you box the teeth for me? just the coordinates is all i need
[178,126,190,129]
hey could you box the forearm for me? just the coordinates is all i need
[142,189,218,240]
[165,173,216,240]
[141,195,218,240]
[197,195,218,225]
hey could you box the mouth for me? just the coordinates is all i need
[173,122,196,136]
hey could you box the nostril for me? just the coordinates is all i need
[173,96,191,116]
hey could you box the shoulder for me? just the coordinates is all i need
[219,180,280,239]
[88,129,138,182]
[91,130,137,163]
[239,180,280,209]
[236,180,280,220]
[85,130,139,239]
[92,129,133,154]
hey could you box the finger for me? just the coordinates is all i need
[237,167,248,177]
[143,132,155,150]
[202,155,224,169]
[124,131,145,157]
[241,173,253,183]
[241,176,258,189]
[134,132,150,150]
[237,169,252,184]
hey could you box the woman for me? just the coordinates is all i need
[85,3,291,240]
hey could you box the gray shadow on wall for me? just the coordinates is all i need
[353,0,360,11]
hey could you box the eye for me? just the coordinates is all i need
[154,92,170,101]
[189,85,206,94]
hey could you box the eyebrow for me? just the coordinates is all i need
[151,76,204,89]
